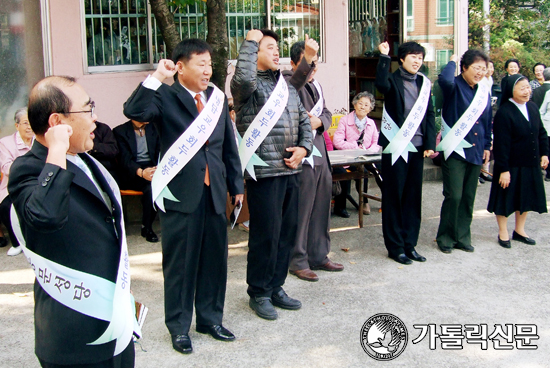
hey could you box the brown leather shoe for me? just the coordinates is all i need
[289,268,319,282]
[311,259,344,272]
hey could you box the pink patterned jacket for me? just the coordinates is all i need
[333,111,381,153]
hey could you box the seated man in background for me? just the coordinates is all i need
[113,119,160,242]
[89,121,119,181]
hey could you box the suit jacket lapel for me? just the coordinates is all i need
[81,154,124,241]
[205,85,213,101]
[173,80,199,119]
[123,122,138,158]
[66,158,106,206]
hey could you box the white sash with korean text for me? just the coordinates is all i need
[11,155,139,356]
[381,73,431,165]
[151,85,225,212]
[303,79,324,167]
[436,81,489,159]
[238,74,289,180]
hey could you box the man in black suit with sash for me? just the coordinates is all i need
[9,76,136,367]
[375,41,436,265]
[123,39,244,354]
[113,119,160,242]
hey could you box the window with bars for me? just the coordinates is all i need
[83,0,323,72]
[84,0,150,70]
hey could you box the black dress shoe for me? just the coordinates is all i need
[512,231,536,245]
[171,334,192,354]
[390,253,412,265]
[334,208,350,218]
[498,236,511,248]
[454,243,475,252]
[405,250,426,262]
[141,227,159,243]
[249,296,278,320]
[272,289,302,310]
[196,325,236,341]
[438,246,452,254]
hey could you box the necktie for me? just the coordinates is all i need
[195,94,210,186]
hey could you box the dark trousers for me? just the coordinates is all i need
[381,151,424,257]
[436,157,481,250]
[38,340,135,368]
[246,174,300,298]
[334,163,383,210]
[0,196,18,247]
[290,161,331,271]
[120,162,157,230]
[160,185,227,335]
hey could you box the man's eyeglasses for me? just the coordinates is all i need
[64,101,95,118]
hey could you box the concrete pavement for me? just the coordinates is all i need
[1,178,549,368]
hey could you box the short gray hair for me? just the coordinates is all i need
[14,107,28,124]
[543,67,550,81]
[352,91,376,110]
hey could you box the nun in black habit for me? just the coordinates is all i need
[487,74,549,247]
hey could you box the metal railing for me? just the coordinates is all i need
[85,0,149,69]
[348,0,387,22]
[84,0,323,72]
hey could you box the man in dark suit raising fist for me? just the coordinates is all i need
[124,39,244,354]
[9,76,137,367]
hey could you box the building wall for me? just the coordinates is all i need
[0,0,43,134]
[47,0,349,128]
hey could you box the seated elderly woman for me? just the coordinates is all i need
[0,107,35,256]
[488,74,549,247]
[332,91,382,217]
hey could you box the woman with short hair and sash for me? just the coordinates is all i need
[435,50,493,254]
[375,41,436,265]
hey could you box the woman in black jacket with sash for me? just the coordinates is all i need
[488,74,549,247]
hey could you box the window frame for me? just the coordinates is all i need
[81,0,156,73]
[405,0,414,32]
[81,0,325,73]
[436,0,454,26]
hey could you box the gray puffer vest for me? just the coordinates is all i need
[230,40,313,179]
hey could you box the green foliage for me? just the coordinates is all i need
[469,0,550,82]
[169,0,204,7]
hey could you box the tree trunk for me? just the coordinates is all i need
[206,0,228,89]
[149,0,181,60]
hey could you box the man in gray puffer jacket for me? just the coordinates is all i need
[231,29,313,321]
